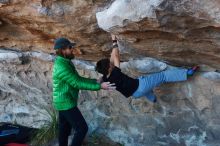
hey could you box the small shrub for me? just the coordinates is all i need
[31,107,58,146]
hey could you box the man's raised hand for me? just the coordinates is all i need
[111,34,117,41]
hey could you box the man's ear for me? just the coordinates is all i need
[60,49,66,55]
[73,48,82,55]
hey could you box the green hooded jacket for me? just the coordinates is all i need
[52,56,101,110]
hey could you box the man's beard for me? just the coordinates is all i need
[65,54,75,59]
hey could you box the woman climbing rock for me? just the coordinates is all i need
[95,35,199,103]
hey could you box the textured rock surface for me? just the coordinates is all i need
[1,0,220,146]
[0,0,111,59]
[97,0,220,69]
[0,0,220,68]
[1,51,220,145]
[0,50,53,128]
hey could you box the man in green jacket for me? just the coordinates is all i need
[52,38,114,146]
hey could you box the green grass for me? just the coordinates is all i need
[31,107,58,146]
[90,133,100,145]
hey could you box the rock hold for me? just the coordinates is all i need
[96,0,163,31]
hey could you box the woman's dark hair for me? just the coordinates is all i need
[95,58,110,76]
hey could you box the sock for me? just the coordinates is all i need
[187,66,199,76]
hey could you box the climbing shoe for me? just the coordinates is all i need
[187,66,199,76]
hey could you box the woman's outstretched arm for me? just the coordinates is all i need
[110,34,120,67]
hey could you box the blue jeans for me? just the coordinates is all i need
[132,68,187,102]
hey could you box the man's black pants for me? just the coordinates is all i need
[58,106,88,146]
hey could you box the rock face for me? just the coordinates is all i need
[0,50,54,128]
[96,0,220,69]
[0,0,220,68]
[1,51,220,146]
[1,0,220,146]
